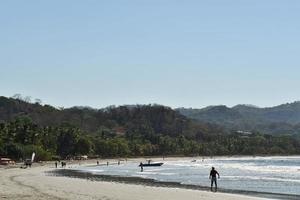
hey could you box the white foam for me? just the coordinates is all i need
[223,175,300,183]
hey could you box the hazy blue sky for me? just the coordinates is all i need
[1,0,300,108]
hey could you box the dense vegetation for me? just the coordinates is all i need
[0,96,300,161]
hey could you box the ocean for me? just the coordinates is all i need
[60,156,300,198]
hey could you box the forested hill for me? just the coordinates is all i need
[1,96,300,160]
[177,102,300,135]
[0,96,223,138]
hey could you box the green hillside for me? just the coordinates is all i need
[177,102,300,135]
[1,96,300,160]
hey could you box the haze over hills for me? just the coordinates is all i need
[177,102,300,135]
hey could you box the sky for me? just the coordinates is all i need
[1,0,300,109]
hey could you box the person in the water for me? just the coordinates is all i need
[209,167,220,192]
[139,162,143,172]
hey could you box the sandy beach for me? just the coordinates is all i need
[0,161,272,200]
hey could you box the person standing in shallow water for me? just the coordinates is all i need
[139,162,143,172]
[209,167,220,192]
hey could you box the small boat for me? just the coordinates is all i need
[139,162,164,167]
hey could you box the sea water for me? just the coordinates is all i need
[76,156,300,196]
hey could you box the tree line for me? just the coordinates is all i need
[1,96,300,160]
[1,116,300,161]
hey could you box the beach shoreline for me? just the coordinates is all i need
[51,168,299,200]
[0,160,274,200]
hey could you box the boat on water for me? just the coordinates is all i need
[139,162,164,167]
[139,160,164,167]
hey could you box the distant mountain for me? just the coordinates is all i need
[177,102,300,135]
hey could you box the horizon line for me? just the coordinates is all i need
[1,95,300,111]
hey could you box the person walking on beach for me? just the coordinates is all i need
[209,167,220,192]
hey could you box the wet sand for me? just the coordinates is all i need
[0,161,272,200]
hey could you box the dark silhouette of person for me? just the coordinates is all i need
[209,167,220,192]
[139,162,143,172]
[97,161,99,165]
[61,161,66,168]
[55,161,58,168]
